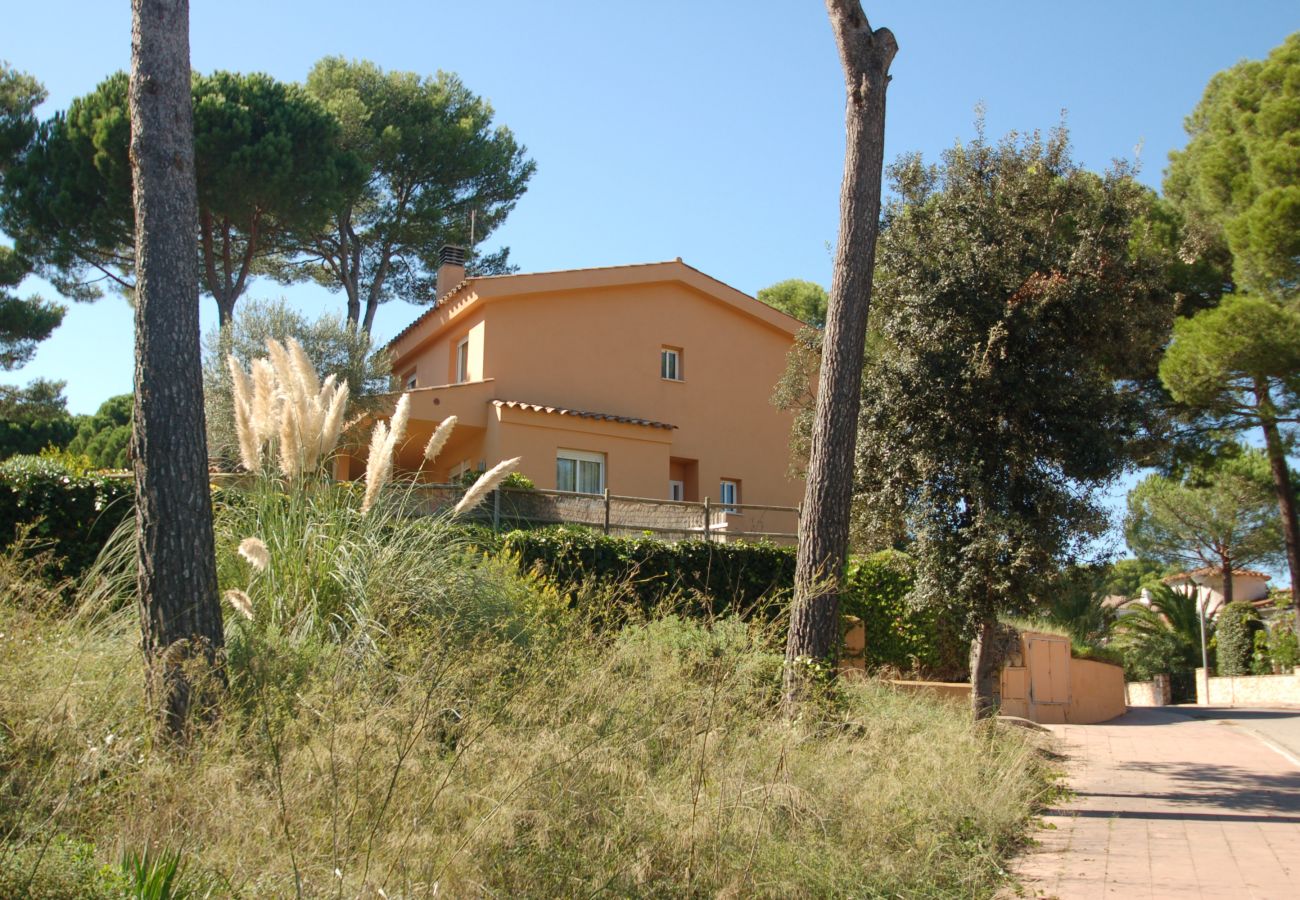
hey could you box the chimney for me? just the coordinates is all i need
[435,245,467,303]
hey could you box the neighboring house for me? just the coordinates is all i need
[337,248,805,529]
[1162,568,1272,619]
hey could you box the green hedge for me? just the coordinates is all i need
[1215,601,1259,677]
[499,528,968,679]
[500,526,794,618]
[842,551,971,680]
[0,454,134,582]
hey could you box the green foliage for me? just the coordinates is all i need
[1102,557,1169,600]
[856,124,1177,631]
[65,393,131,469]
[1,69,357,319]
[0,834,122,899]
[756,278,828,326]
[297,57,535,330]
[0,452,133,582]
[1125,449,1282,576]
[770,325,821,479]
[1160,293,1300,429]
[0,379,75,460]
[0,64,65,374]
[1264,600,1299,671]
[1165,33,1300,298]
[500,526,794,620]
[1035,563,1117,649]
[1112,585,1207,680]
[842,550,971,680]
[202,297,391,466]
[1215,600,1259,676]
[117,847,191,900]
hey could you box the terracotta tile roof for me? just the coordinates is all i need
[384,257,803,351]
[492,399,676,430]
[1163,568,1272,584]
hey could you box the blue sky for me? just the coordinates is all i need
[4,1,1298,561]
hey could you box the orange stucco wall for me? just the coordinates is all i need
[1067,658,1127,724]
[381,262,804,510]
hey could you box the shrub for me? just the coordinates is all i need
[0,453,133,583]
[500,525,795,619]
[843,550,970,679]
[1265,604,1299,671]
[65,394,131,469]
[1215,601,1258,676]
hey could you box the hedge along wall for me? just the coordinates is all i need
[499,525,795,619]
[499,527,965,679]
[841,550,972,681]
[0,455,135,583]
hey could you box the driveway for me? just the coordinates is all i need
[1013,707,1300,898]
[1164,705,1300,763]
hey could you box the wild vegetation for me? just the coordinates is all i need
[0,338,1054,897]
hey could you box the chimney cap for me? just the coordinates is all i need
[439,245,467,266]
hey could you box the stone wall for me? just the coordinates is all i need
[1125,674,1171,707]
[1195,667,1300,707]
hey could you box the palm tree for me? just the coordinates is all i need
[1112,584,1206,680]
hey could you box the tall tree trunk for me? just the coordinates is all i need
[1220,558,1234,609]
[784,0,896,704]
[1259,410,1300,628]
[129,0,224,740]
[969,618,1000,720]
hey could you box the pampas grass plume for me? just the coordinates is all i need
[224,589,254,621]
[423,415,457,463]
[454,457,522,517]
[361,421,390,515]
[238,537,270,572]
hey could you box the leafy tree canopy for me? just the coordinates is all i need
[1160,292,1300,431]
[1125,449,1281,585]
[0,64,64,371]
[1165,32,1300,298]
[2,69,357,322]
[854,124,1179,631]
[0,379,74,459]
[295,57,535,332]
[756,279,828,327]
[66,393,131,469]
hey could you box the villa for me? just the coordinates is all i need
[334,248,806,531]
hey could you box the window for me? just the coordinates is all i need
[668,480,684,501]
[660,347,683,381]
[557,449,605,494]
[403,370,417,390]
[455,338,470,383]
[720,479,740,513]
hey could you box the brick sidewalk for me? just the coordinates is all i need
[1014,707,1300,899]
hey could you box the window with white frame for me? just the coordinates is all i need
[719,479,740,513]
[668,480,684,501]
[455,338,470,383]
[660,347,682,381]
[404,370,418,390]
[557,449,605,494]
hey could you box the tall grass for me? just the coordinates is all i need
[0,340,1054,897]
[1,587,1051,897]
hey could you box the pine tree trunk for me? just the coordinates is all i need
[969,618,999,720]
[1259,411,1300,628]
[784,0,896,704]
[129,0,225,740]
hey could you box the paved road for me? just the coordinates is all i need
[1014,707,1300,898]
[1164,705,1300,763]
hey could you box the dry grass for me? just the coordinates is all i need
[0,585,1052,898]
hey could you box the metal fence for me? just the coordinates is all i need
[411,484,799,544]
